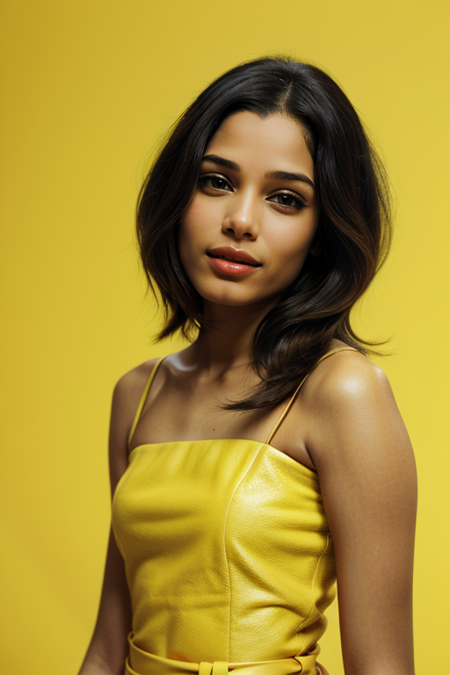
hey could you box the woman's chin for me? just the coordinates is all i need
[200,291,283,313]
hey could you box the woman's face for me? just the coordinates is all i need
[178,110,320,310]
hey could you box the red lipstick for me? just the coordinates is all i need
[206,246,262,277]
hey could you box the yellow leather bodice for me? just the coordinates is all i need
[111,351,355,667]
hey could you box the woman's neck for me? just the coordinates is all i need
[182,297,279,376]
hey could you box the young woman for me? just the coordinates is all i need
[78,57,417,675]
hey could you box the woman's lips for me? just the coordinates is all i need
[207,256,259,276]
[206,246,262,277]
[207,246,261,266]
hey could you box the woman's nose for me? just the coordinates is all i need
[221,192,260,240]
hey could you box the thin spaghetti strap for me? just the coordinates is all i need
[265,348,360,446]
[127,356,166,450]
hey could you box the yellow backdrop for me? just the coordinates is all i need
[1,1,448,673]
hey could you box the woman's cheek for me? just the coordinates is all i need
[267,231,312,275]
[182,194,220,234]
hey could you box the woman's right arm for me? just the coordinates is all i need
[77,364,153,675]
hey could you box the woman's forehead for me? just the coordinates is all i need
[204,111,314,179]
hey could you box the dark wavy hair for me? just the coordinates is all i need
[136,56,392,410]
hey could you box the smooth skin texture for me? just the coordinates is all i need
[78,112,416,675]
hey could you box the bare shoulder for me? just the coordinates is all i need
[108,357,161,479]
[307,348,391,411]
[113,357,161,410]
[303,348,415,476]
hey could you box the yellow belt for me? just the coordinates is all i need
[125,632,319,675]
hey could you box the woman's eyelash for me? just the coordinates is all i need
[269,193,306,210]
[198,174,232,191]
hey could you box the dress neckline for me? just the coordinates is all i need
[127,437,319,480]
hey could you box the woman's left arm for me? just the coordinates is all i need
[308,353,417,675]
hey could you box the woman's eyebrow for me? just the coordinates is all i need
[202,154,315,190]
[202,154,239,171]
[265,170,315,190]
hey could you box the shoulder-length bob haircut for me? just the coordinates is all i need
[136,56,392,411]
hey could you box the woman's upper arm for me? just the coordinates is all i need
[78,362,156,675]
[307,354,417,675]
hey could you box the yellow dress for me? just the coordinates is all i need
[112,349,357,674]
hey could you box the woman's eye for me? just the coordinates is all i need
[198,174,232,191]
[270,193,306,210]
